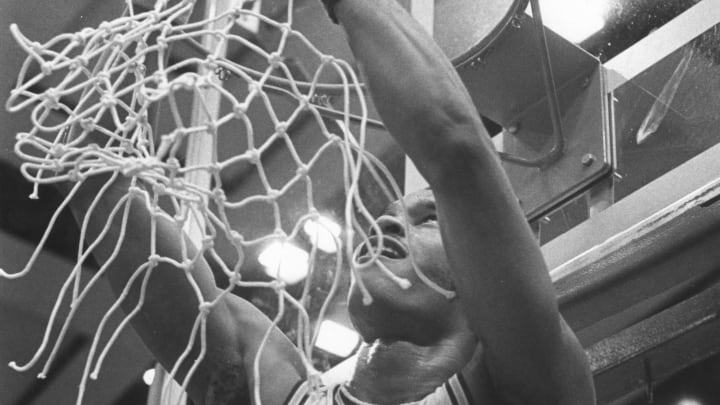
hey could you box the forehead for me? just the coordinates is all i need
[405,188,435,202]
[383,188,435,215]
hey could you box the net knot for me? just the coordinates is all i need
[275,122,288,135]
[296,164,309,177]
[166,157,181,173]
[52,159,65,173]
[181,259,194,271]
[67,169,83,183]
[161,20,174,33]
[247,81,260,93]
[196,75,212,89]
[121,159,143,176]
[267,52,284,67]
[147,254,161,267]
[153,71,167,86]
[202,238,214,249]
[94,72,111,88]
[29,40,43,54]
[101,94,117,108]
[79,27,94,40]
[306,373,323,392]
[247,149,260,165]
[69,58,84,72]
[203,54,218,69]
[75,55,90,70]
[99,21,113,36]
[269,280,287,292]
[128,186,144,198]
[198,302,213,315]
[127,60,140,73]
[228,272,242,285]
[152,182,167,195]
[80,118,95,133]
[111,34,125,48]
[208,162,221,175]
[41,62,54,77]
[170,73,193,91]
[329,134,343,145]
[232,103,248,118]
[71,32,86,46]
[277,22,291,35]
[156,36,169,51]
[230,231,243,244]
[161,130,179,145]
[134,61,147,75]
[267,189,280,200]
[170,177,185,191]
[205,121,218,134]
[42,88,61,110]
[124,117,140,134]
[120,139,134,153]
[320,54,336,65]
[212,187,226,202]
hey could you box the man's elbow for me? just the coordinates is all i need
[412,109,496,185]
[498,325,597,405]
[555,327,597,405]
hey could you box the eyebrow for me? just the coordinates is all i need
[419,198,436,212]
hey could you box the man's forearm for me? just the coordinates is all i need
[333,0,493,184]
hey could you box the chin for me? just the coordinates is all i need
[349,272,457,336]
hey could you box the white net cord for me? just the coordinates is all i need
[2,0,456,403]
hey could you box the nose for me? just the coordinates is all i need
[371,215,405,238]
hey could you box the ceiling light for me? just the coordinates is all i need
[678,399,702,405]
[303,216,342,253]
[258,241,310,285]
[527,0,607,43]
[143,368,156,386]
[315,320,360,357]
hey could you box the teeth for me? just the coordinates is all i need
[355,236,406,260]
[382,247,395,257]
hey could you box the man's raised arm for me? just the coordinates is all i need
[58,173,305,404]
[331,1,595,403]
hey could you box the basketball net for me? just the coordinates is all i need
[2,0,455,404]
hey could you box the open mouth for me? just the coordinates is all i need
[354,235,408,262]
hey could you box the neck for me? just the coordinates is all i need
[347,332,476,404]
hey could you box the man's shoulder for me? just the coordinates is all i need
[286,375,478,405]
[459,346,504,404]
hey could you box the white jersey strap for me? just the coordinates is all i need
[285,374,474,405]
[444,373,472,405]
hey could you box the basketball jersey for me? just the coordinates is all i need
[284,374,473,405]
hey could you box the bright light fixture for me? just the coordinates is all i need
[303,216,342,253]
[258,241,310,285]
[315,320,360,357]
[678,399,702,405]
[143,368,156,386]
[527,0,607,43]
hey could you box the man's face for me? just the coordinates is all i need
[353,189,454,290]
[347,189,458,338]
